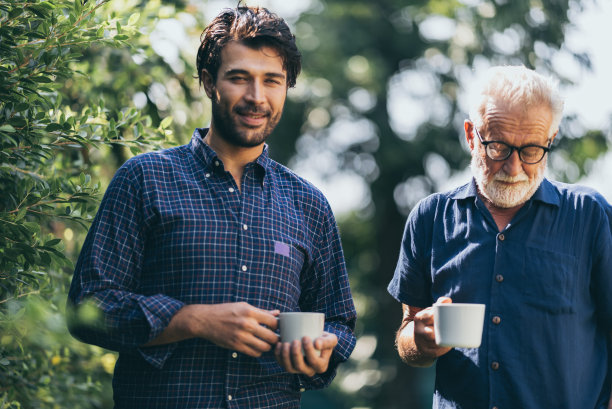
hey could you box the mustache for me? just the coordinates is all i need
[234,104,270,116]
[493,170,529,183]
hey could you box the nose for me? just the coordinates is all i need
[244,80,265,105]
[502,149,523,176]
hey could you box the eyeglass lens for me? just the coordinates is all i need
[486,142,546,164]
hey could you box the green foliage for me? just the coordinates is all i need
[0,0,172,406]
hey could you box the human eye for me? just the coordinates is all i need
[487,142,511,159]
[265,77,284,86]
[521,146,544,161]
[228,74,248,83]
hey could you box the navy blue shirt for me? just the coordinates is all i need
[68,129,356,409]
[388,178,612,409]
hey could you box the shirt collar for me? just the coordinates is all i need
[450,177,560,207]
[190,128,271,177]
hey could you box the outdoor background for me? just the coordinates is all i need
[1,0,610,408]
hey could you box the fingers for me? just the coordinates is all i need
[274,333,336,377]
[199,303,282,357]
[436,296,452,304]
[413,305,451,358]
[249,307,279,331]
[275,340,315,377]
[312,332,338,351]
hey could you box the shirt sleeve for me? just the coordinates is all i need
[387,196,435,308]
[67,160,184,369]
[591,194,612,328]
[296,200,357,390]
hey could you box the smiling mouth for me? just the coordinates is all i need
[236,109,270,127]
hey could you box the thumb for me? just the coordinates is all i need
[435,296,452,304]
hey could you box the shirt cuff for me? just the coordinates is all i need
[136,294,185,369]
[298,322,356,390]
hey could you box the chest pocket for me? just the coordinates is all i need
[256,239,306,311]
[520,246,577,314]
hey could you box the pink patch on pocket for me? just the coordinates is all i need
[274,241,290,257]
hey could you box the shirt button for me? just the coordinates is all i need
[492,316,501,325]
[232,352,238,358]
[205,173,211,178]
[214,160,220,166]
[495,274,504,283]
[299,387,306,392]
[241,265,247,272]
[491,361,500,370]
[242,224,248,230]
[228,395,232,400]
[498,233,505,241]
[228,187,235,193]
[492,407,499,409]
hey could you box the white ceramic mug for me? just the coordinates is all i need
[433,303,486,348]
[278,312,324,346]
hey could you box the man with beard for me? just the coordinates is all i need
[388,66,612,409]
[67,7,356,409]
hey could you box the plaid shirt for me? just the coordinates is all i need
[68,128,357,409]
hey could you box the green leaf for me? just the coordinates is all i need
[33,75,54,83]
[0,124,16,132]
[128,13,140,26]
[15,207,28,221]
[9,117,27,127]
[44,238,61,247]
[159,117,173,129]
[14,103,30,112]
[45,123,63,132]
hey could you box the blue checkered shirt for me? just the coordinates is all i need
[68,128,357,409]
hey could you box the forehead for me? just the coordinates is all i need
[482,101,552,141]
[218,41,285,76]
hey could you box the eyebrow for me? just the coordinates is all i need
[223,69,286,81]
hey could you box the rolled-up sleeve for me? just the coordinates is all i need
[67,161,184,368]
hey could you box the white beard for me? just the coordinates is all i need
[471,152,546,208]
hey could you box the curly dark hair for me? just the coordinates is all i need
[196,6,301,88]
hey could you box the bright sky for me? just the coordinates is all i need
[564,0,612,201]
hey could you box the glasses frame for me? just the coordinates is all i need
[473,126,551,164]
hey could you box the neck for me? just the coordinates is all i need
[478,192,524,232]
[204,128,264,190]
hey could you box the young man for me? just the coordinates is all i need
[68,7,356,408]
[388,66,612,409]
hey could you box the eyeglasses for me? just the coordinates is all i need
[473,127,551,164]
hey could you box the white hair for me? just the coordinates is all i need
[468,66,564,139]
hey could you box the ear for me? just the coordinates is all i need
[549,130,558,146]
[465,120,476,151]
[201,69,215,99]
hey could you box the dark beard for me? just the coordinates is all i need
[210,96,282,148]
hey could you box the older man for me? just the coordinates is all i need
[388,66,612,409]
